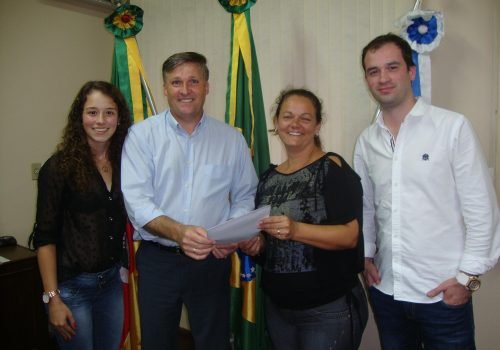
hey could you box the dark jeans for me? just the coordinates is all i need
[53,264,124,350]
[265,280,368,350]
[369,287,476,350]
[137,241,231,350]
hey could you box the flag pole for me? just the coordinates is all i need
[141,74,157,115]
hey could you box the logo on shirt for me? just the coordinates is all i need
[422,153,430,161]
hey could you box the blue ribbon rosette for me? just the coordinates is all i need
[397,9,444,102]
[399,10,444,53]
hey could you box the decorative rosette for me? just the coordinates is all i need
[218,0,256,14]
[398,10,444,53]
[105,4,144,38]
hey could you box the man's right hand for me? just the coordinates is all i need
[144,216,213,260]
[363,257,381,286]
[178,225,215,260]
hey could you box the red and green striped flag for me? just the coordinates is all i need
[218,1,270,349]
[105,4,156,349]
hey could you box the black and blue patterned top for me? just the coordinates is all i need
[256,152,364,309]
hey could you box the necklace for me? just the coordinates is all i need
[94,155,111,173]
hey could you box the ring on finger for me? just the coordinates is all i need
[277,229,281,234]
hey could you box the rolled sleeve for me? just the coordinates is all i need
[453,119,500,275]
[121,127,164,229]
[228,134,258,219]
[33,156,64,248]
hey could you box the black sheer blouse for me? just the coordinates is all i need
[33,153,127,282]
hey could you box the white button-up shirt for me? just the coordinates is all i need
[354,99,499,303]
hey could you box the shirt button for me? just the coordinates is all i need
[109,216,113,221]
[109,235,114,240]
[108,196,113,201]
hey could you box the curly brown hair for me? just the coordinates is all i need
[57,81,131,190]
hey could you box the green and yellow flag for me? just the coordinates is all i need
[105,4,155,124]
[105,4,156,349]
[219,1,270,349]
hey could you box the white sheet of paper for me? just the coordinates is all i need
[207,205,271,244]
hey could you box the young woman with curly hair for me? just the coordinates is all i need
[32,81,131,350]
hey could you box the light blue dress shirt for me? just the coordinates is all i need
[121,110,258,246]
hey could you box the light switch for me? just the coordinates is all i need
[31,163,41,180]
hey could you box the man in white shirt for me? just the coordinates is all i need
[354,33,499,349]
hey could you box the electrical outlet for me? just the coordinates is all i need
[31,163,41,180]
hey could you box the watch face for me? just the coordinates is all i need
[467,279,481,291]
[42,293,50,304]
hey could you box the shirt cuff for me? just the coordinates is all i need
[459,252,497,275]
[364,242,377,258]
[133,207,165,229]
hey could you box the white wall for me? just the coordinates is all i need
[1,0,498,349]
[0,0,113,244]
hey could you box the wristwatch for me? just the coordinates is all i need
[456,271,481,292]
[42,289,60,304]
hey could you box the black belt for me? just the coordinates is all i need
[147,241,185,255]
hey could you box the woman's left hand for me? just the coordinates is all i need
[259,215,295,240]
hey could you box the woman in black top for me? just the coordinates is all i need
[33,81,131,349]
[240,88,368,349]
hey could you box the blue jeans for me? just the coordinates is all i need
[53,264,124,350]
[369,287,475,350]
[265,281,368,350]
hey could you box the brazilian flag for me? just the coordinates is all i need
[219,1,270,349]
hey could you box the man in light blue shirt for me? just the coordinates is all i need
[121,52,258,350]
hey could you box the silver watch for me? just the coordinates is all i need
[42,289,60,304]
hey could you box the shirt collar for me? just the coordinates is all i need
[375,98,430,129]
[165,109,207,135]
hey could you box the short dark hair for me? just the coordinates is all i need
[361,33,415,72]
[272,88,324,149]
[162,52,209,82]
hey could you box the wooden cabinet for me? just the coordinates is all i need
[0,245,55,350]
